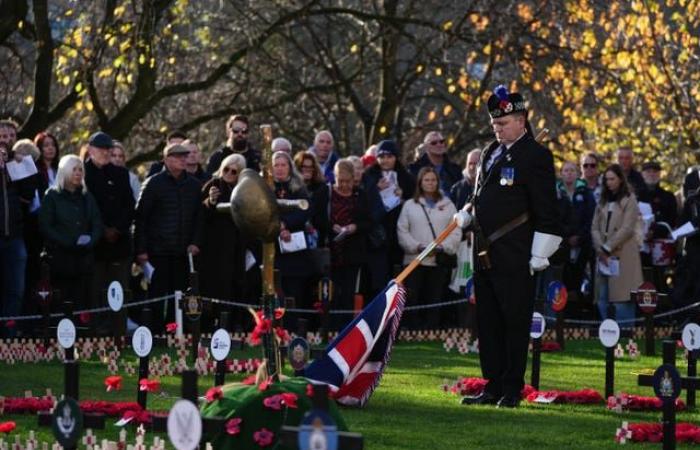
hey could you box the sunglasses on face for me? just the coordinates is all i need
[429,139,446,145]
[231,128,248,135]
[582,163,597,169]
[223,167,238,175]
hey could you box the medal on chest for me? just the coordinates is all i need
[500,166,515,186]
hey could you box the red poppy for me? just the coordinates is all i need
[253,428,275,447]
[4,320,15,329]
[242,375,257,385]
[258,378,273,392]
[226,418,242,436]
[79,312,91,324]
[166,322,178,333]
[104,375,123,392]
[306,384,314,397]
[138,379,160,393]
[0,421,17,433]
[280,392,298,409]
[205,386,223,403]
[274,308,285,320]
[263,395,283,411]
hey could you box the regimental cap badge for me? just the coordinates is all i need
[487,85,527,119]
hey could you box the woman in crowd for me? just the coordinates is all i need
[34,131,60,195]
[294,151,329,247]
[272,151,312,331]
[361,140,415,297]
[110,141,142,201]
[39,155,103,311]
[591,164,643,324]
[346,155,365,189]
[397,166,461,329]
[200,154,248,328]
[329,159,370,330]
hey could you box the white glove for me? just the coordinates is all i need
[76,234,91,246]
[529,256,549,274]
[529,231,562,275]
[453,211,473,229]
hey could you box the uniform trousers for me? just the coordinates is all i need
[474,266,535,398]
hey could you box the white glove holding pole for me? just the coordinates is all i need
[453,211,473,229]
[529,231,562,275]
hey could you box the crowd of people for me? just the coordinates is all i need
[2,113,700,339]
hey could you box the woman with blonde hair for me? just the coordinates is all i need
[39,155,102,311]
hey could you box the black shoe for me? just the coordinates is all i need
[461,392,500,405]
[496,395,521,408]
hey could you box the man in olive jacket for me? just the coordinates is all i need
[134,143,203,329]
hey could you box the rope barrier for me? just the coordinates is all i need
[2,289,699,328]
[0,294,175,322]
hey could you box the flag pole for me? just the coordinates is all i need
[395,128,549,286]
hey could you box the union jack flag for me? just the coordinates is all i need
[303,281,407,406]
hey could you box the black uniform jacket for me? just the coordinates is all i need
[472,133,561,273]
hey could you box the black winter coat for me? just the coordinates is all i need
[473,135,561,272]
[1,169,32,238]
[206,145,260,176]
[84,160,135,260]
[360,164,415,254]
[409,152,462,194]
[199,177,247,300]
[134,169,203,257]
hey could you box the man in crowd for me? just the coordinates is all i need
[309,130,339,183]
[134,143,203,329]
[0,119,18,148]
[637,161,677,290]
[410,131,462,194]
[580,152,602,204]
[147,129,187,177]
[83,132,135,328]
[207,114,260,175]
[455,85,561,408]
[616,147,645,195]
[272,137,293,154]
[0,141,32,338]
[449,148,481,210]
[182,139,209,182]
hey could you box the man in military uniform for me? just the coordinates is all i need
[454,85,561,408]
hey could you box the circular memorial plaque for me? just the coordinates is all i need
[107,281,124,312]
[288,336,311,371]
[298,409,338,450]
[167,399,202,450]
[57,318,76,349]
[132,326,153,358]
[52,398,83,447]
[682,323,700,351]
[652,364,681,403]
[598,319,620,348]
[210,328,231,362]
[547,281,568,313]
[530,312,546,339]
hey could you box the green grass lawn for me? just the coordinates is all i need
[1,338,699,449]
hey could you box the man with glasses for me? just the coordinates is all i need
[580,152,602,204]
[206,114,260,176]
[134,143,203,330]
[454,85,561,408]
[409,131,462,194]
